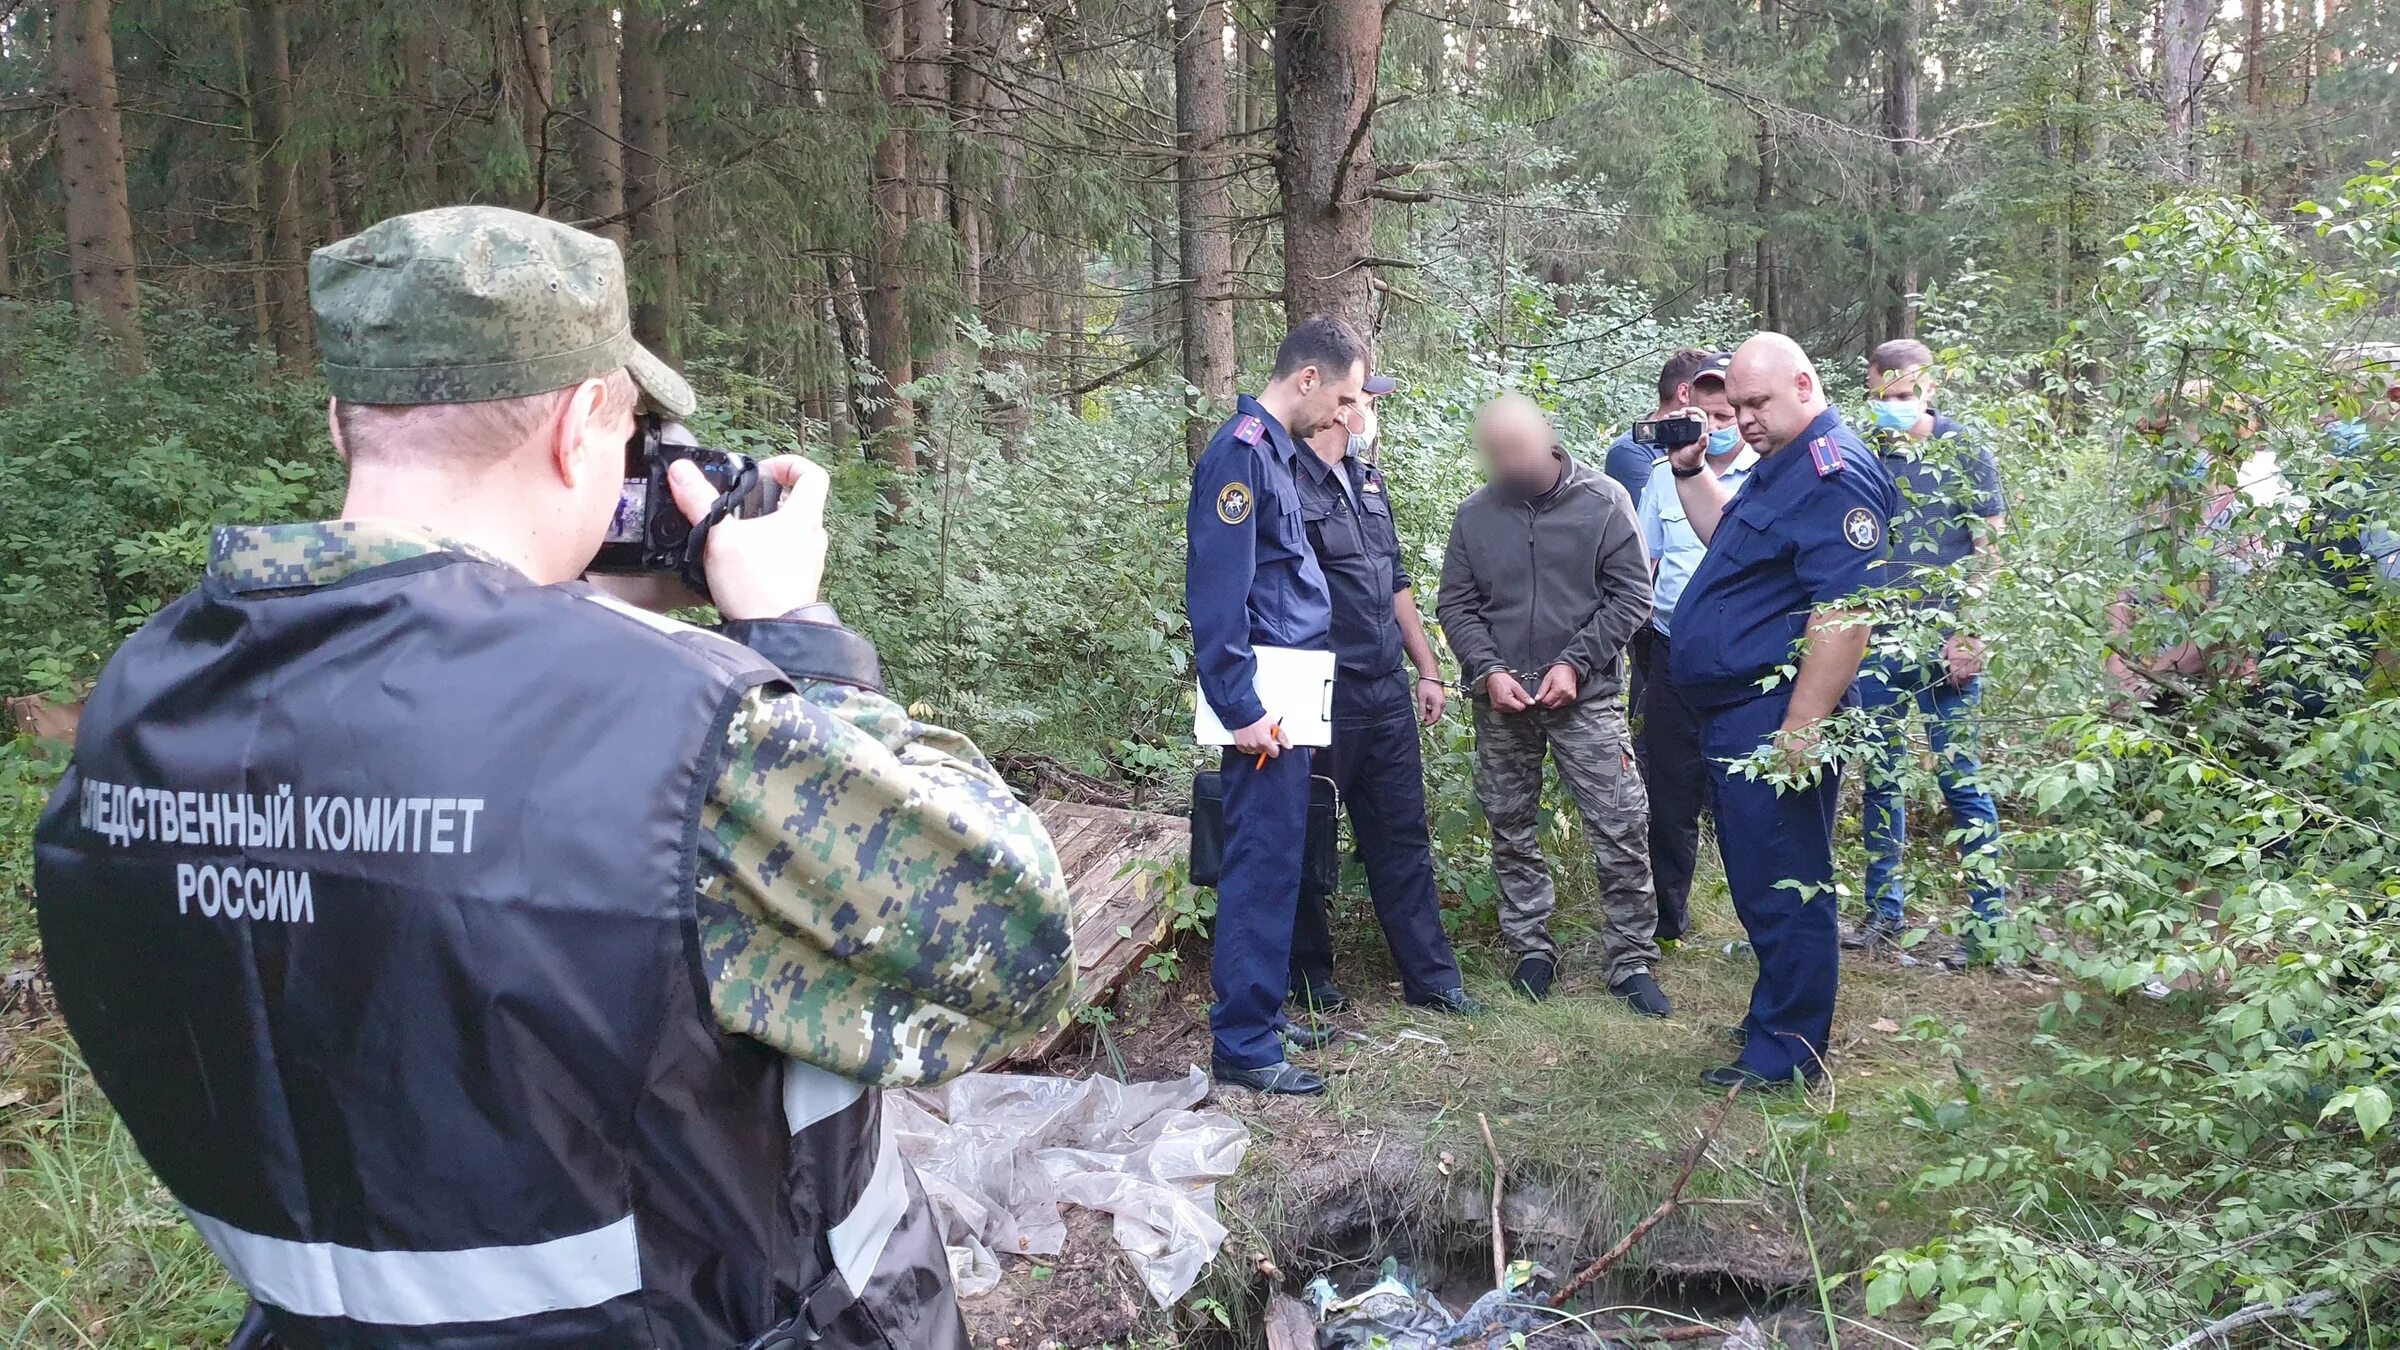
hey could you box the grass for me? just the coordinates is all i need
[0,1034,246,1348]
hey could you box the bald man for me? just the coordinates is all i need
[1663,333,1897,1092]
[1438,394,1669,1017]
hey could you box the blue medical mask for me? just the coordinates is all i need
[2328,420,2370,456]
[1706,425,1741,456]
[1348,431,1373,460]
[1868,398,1925,432]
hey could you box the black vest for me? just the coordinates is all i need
[35,552,886,1348]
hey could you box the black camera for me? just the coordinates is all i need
[1631,410,1706,450]
[589,414,782,601]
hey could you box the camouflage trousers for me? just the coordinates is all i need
[1470,697,1661,982]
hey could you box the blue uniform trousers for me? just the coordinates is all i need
[1701,691,1839,1083]
[1211,742,1314,1068]
[1290,671,1464,1004]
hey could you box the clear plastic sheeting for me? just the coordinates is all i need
[893,1068,1250,1307]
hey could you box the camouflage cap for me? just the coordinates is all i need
[309,205,693,418]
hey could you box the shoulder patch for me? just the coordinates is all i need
[1361,472,1383,495]
[1215,480,1254,525]
[1842,506,1881,551]
[1232,414,1265,446]
[1809,435,1845,478]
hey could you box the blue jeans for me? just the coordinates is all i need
[1857,653,2004,926]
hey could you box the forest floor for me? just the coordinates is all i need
[969,841,2084,1349]
[0,831,2110,1348]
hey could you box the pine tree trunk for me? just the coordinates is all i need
[1274,0,1381,332]
[396,18,437,207]
[566,6,625,242]
[248,0,312,366]
[1752,0,1778,332]
[54,0,144,368]
[621,4,680,363]
[861,0,919,477]
[1175,0,1236,462]
[949,0,988,321]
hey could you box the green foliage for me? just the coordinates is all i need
[1861,171,2400,1345]
[0,302,338,698]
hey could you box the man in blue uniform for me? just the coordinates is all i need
[1847,339,2008,958]
[1665,333,1898,1090]
[1289,387,1481,1018]
[1188,314,1367,1096]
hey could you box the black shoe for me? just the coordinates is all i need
[1281,1019,1339,1052]
[1213,1058,1327,1095]
[1611,970,1673,1019]
[1288,982,1348,1015]
[1699,1062,1815,1092]
[1410,987,1486,1016]
[1511,955,1556,1001]
[1841,914,1906,951]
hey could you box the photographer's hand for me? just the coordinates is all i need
[1666,406,1710,476]
[668,454,830,620]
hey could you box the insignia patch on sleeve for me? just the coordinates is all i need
[1216,481,1254,525]
[1843,506,1881,550]
[1232,415,1264,446]
[1809,435,1845,478]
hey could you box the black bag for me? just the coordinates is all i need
[1188,770,1339,894]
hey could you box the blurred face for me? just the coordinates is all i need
[1288,358,1367,439]
[1726,359,1818,454]
[1475,409,1558,493]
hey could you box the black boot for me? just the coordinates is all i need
[1511,955,1555,1001]
[1409,987,1486,1016]
[1611,970,1672,1019]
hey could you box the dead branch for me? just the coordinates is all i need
[1476,1112,1507,1293]
[1549,1086,1740,1310]
[2159,1290,2338,1350]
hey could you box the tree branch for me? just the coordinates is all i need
[2160,1291,2338,1350]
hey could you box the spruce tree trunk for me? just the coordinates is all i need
[621,4,680,363]
[1753,0,1778,332]
[861,0,919,476]
[2159,0,2210,179]
[512,0,556,212]
[949,0,988,320]
[1175,0,1236,462]
[54,0,144,368]
[1274,0,1380,331]
[566,6,625,242]
[248,0,312,366]
[1882,0,1920,341]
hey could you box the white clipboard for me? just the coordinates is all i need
[1194,645,1336,747]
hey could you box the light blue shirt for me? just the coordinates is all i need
[1639,448,1759,636]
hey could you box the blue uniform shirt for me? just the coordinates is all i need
[1639,447,1759,637]
[1872,410,2004,599]
[1666,408,1898,707]
[1603,431,1659,512]
[1296,447,1411,680]
[1187,396,1334,728]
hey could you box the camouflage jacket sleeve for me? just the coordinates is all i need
[696,678,1075,1086]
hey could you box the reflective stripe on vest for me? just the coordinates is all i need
[784,1060,909,1294]
[186,1210,641,1327]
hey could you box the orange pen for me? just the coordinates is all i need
[1255,718,1283,769]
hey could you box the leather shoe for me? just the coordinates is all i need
[1611,970,1672,1019]
[1699,1062,1816,1092]
[1213,1058,1327,1095]
[1410,987,1485,1016]
[1511,955,1555,1001]
[1281,1019,1339,1052]
[1288,982,1348,1015]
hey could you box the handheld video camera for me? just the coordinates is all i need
[589,414,782,603]
[1631,410,1706,451]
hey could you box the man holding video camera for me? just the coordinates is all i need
[34,206,1072,1349]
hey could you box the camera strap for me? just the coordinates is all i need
[677,458,763,599]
